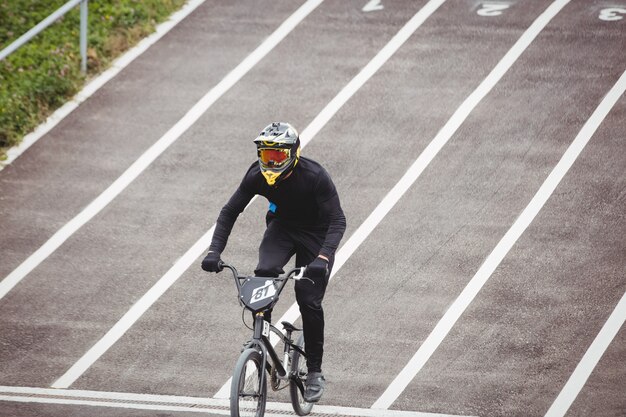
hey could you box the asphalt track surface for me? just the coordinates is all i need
[0,1,625,416]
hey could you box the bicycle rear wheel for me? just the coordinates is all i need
[289,335,313,416]
[230,348,267,417]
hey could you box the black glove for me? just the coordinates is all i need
[201,251,223,272]
[306,257,328,279]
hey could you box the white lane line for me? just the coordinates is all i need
[213,0,448,398]
[0,386,473,417]
[0,0,324,302]
[545,296,626,414]
[53,0,447,391]
[0,0,208,171]
[51,227,215,389]
[300,0,446,147]
[0,385,230,404]
[372,42,626,411]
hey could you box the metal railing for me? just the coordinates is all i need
[0,0,89,72]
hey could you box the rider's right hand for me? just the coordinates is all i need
[201,251,224,272]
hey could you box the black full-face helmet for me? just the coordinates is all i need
[254,122,300,186]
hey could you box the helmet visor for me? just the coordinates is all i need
[258,148,290,168]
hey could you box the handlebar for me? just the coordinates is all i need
[218,261,309,290]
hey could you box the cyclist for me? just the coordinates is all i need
[201,122,346,403]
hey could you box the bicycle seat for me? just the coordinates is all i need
[281,321,301,332]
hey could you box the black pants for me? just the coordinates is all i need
[254,219,333,373]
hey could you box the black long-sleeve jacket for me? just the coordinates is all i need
[209,157,346,259]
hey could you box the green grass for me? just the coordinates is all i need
[0,0,187,161]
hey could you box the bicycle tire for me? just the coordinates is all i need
[230,348,267,417]
[289,335,314,416]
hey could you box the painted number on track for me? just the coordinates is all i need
[599,8,626,21]
[477,2,511,16]
[363,0,384,12]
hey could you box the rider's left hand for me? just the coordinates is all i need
[306,256,328,279]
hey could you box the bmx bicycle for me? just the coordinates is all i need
[220,262,314,417]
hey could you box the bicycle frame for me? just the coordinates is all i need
[222,264,308,392]
[249,314,307,393]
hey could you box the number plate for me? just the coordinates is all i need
[250,280,277,304]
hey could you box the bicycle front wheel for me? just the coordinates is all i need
[289,335,313,416]
[230,348,267,417]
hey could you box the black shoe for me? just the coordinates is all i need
[304,372,325,403]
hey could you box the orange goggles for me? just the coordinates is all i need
[258,148,290,167]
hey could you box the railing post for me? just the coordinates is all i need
[80,0,88,73]
[0,0,87,72]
